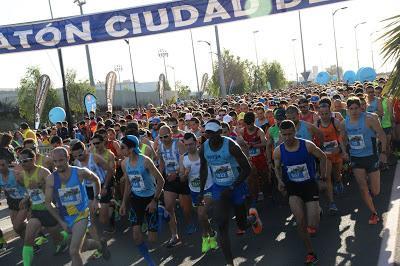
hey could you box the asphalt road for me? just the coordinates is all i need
[0,163,397,266]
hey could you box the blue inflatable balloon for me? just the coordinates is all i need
[357,67,376,82]
[49,107,66,124]
[343,70,357,84]
[315,71,330,85]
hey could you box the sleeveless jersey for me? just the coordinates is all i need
[366,98,378,114]
[23,166,47,210]
[182,154,213,192]
[268,125,280,148]
[53,167,89,226]
[296,121,312,141]
[381,99,392,129]
[280,139,316,183]
[106,141,118,157]
[345,112,376,157]
[0,169,26,200]
[125,155,156,197]
[159,139,180,175]
[317,118,340,155]
[204,137,240,187]
[243,127,265,157]
[76,153,106,186]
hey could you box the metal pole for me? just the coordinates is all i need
[77,3,95,87]
[298,11,307,82]
[125,40,138,107]
[332,7,347,82]
[48,0,74,138]
[214,25,226,98]
[291,39,299,84]
[253,30,259,67]
[163,57,168,83]
[190,30,200,94]
[354,22,366,69]
[370,31,377,69]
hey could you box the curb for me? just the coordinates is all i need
[378,160,400,266]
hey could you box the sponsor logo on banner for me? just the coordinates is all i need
[158,74,165,106]
[84,93,97,116]
[34,74,51,129]
[0,0,347,54]
[105,71,117,113]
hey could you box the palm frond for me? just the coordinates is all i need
[380,14,400,96]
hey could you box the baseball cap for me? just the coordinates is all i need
[223,115,233,123]
[273,108,286,121]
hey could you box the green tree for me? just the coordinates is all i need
[176,81,191,99]
[381,15,400,96]
[66,69,96,115]
[17,66,61,124]
[264,61,287,91]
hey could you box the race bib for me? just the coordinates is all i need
[129,174,145,192]
[287,163,311,182]
[5,187,24,199]
[323,140,338,154]
[211,164,234,184]
[58,186,82,207]
[28,189,45,205]
[249,147,261,157]
[348,134,366,150]
[164,159,178,174]
[190,177,201,189]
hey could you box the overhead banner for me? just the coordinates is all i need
[0,0,347,54]
[105,71,117,113]
[84,93,97,116]
[34,74,51,129]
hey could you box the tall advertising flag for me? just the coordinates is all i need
[105,71,117,113]
[34,74,51,129]
[200,73,208,97]
[84,93,97,116]
[158,74,165,106]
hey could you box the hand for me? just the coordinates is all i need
[277,180,286,192]
[167,173,177,182]
[197,193,204,205]
[146,199,157,213]
[119,204,126,216]
[90,199,100,213]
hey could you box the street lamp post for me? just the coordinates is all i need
[354,21,367,69]
[298,11,309,82]
[158,49,169,83]
[190,30,200,95]
[332,6,347,82]
[48,0,74,138]
[370,31,379,69]
[124,39,138,107]
[291,38,299,84]
[252,30,260,67]
[214,25,226,97]
[73,0,95,87]
[197,40,215,73]
[167,65,177,91]
[114,65,123,90]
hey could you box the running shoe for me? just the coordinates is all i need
[209,232,218,250]
[201,237,210,253]
[100,239,111,260]
[236,228,246,235]
[368,213,380,225]
[307,226,317,237]
[249,208,263,234]
[35,236,48,246]
[328,202,339,215]
[305,253,319,265]
[54,241,68,256]
[185,223,197,235]
[166,236,180,248]
[33,244,41,254]
[88,250,102,260]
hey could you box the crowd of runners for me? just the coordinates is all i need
[0,77,400,266]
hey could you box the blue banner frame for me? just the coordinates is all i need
[0,0,347,54]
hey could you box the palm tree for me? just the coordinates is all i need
[381,15,400,96]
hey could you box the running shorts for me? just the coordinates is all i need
[128,193,158,232]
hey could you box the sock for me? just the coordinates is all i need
[60,230,69,241]
[22,245,34,266]
[137,242,155,266]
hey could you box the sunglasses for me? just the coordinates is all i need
[159,135,170,139]
[20,158,33,163]
[170,125,177,128]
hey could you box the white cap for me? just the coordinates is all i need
[223,115,233,123]
[184,113,193,121]
[205,121,222,132]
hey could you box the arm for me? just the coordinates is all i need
[273,147,285,191]
[179,155,188,181]
[368,116,387,162]
[229,140,251,187]
[377,98,384,117]
[251,129,267,149]
[112,141,122,159]
[45,174,66,228]
[78,168,101,199]
[120,159,131,215]
[306,141,328,180]
[339,121,349,160]
[309,124,324,144]
[94,153,113,188]
[199,147,207,194]
[144,156,165,201]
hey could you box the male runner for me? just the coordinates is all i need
[45,147,110,266]
[273,120,327,265]
[199,119,262,266]
[340,97,387,224]
[119,135,165,266]
[180,132,217,253]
